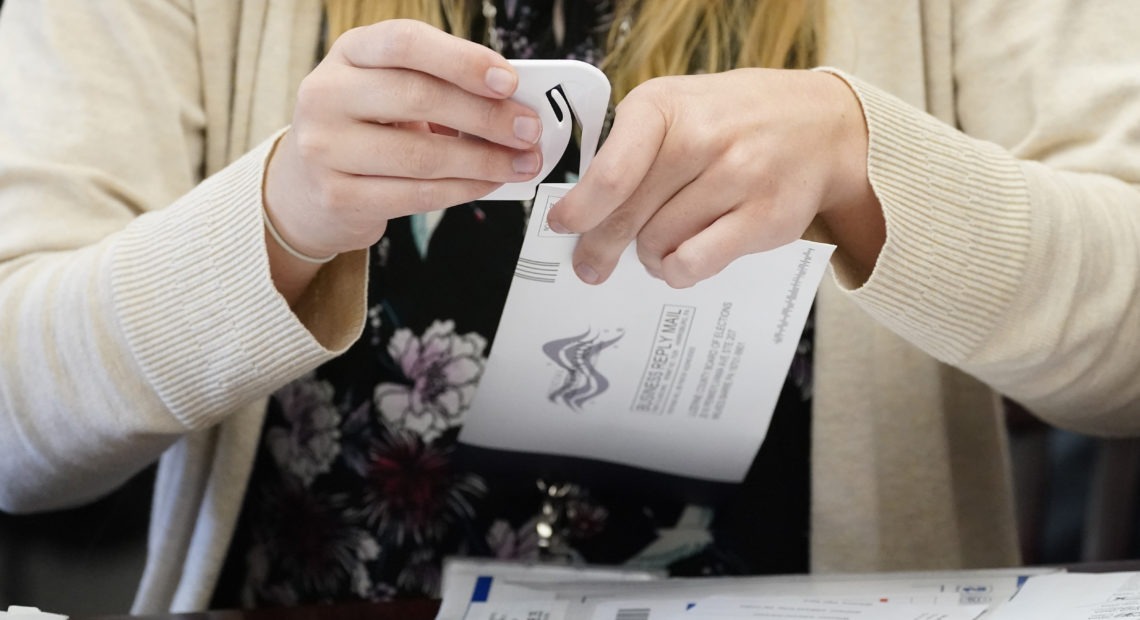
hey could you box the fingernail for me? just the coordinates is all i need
[513,151,539,174]
[485,67,516,96]
[514,116,541,144]
[575,263,599,284]
[547,219,569,234]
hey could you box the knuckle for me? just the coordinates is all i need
[403,78,439,116]
[664,248,704,289]
[721,144,758,174]
[663,270,696,289]
[371,21,417,65]
[601,209,641,242]
[327,25,360,55]
[402,139,443,177]
[474,146,508,180]
[294,74,331,115]
[635,233,669,263]
[411,181,440,212]
[635,242,664,273]
[591,166,627,198]
[295,74,318,105]
[460,44,493,80]
[624,78,658,103]
[312,178,348,214]
[623,77,669,109]
[291,128,328,163]
[343,24,370,43]
[475,99,501,136]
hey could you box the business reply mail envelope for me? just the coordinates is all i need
[460,184,834,483]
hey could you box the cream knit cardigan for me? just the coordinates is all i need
[2,0,1139,613]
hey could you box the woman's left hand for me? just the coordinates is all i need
[547,68,883,288]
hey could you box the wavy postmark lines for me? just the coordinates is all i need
[542,328,625,410]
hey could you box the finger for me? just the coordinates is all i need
[569,158,697,285]
[658,201,804,289]
[633,176,729,278]
[334,19,520,99]
[291,174,503,254]
[343,67,541,148]
[658,209,761,289]
[310,121,541,181]
[328,174,503,222]
[548,95,667,234]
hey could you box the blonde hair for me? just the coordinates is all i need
[325,0,473,43]
[324,0,820,102]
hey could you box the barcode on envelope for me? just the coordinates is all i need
[515,257,559,283]
[613,608,650,620]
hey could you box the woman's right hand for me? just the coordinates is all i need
[263,19,542,274]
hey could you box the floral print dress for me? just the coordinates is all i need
[213,0,814,607]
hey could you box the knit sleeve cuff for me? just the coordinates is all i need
[814,68,1033,364]
[110,131,367,430]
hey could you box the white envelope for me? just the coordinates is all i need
[460,184,834,483]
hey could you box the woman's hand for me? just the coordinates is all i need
[547,68,883,288]
[263,20,543,301]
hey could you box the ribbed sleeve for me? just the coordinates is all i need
[817,69,1033,364]
[112,134,365,431]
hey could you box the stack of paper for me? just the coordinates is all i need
[438,559,1057,620]
[0,608,67,620]
[986,571,1140,619]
